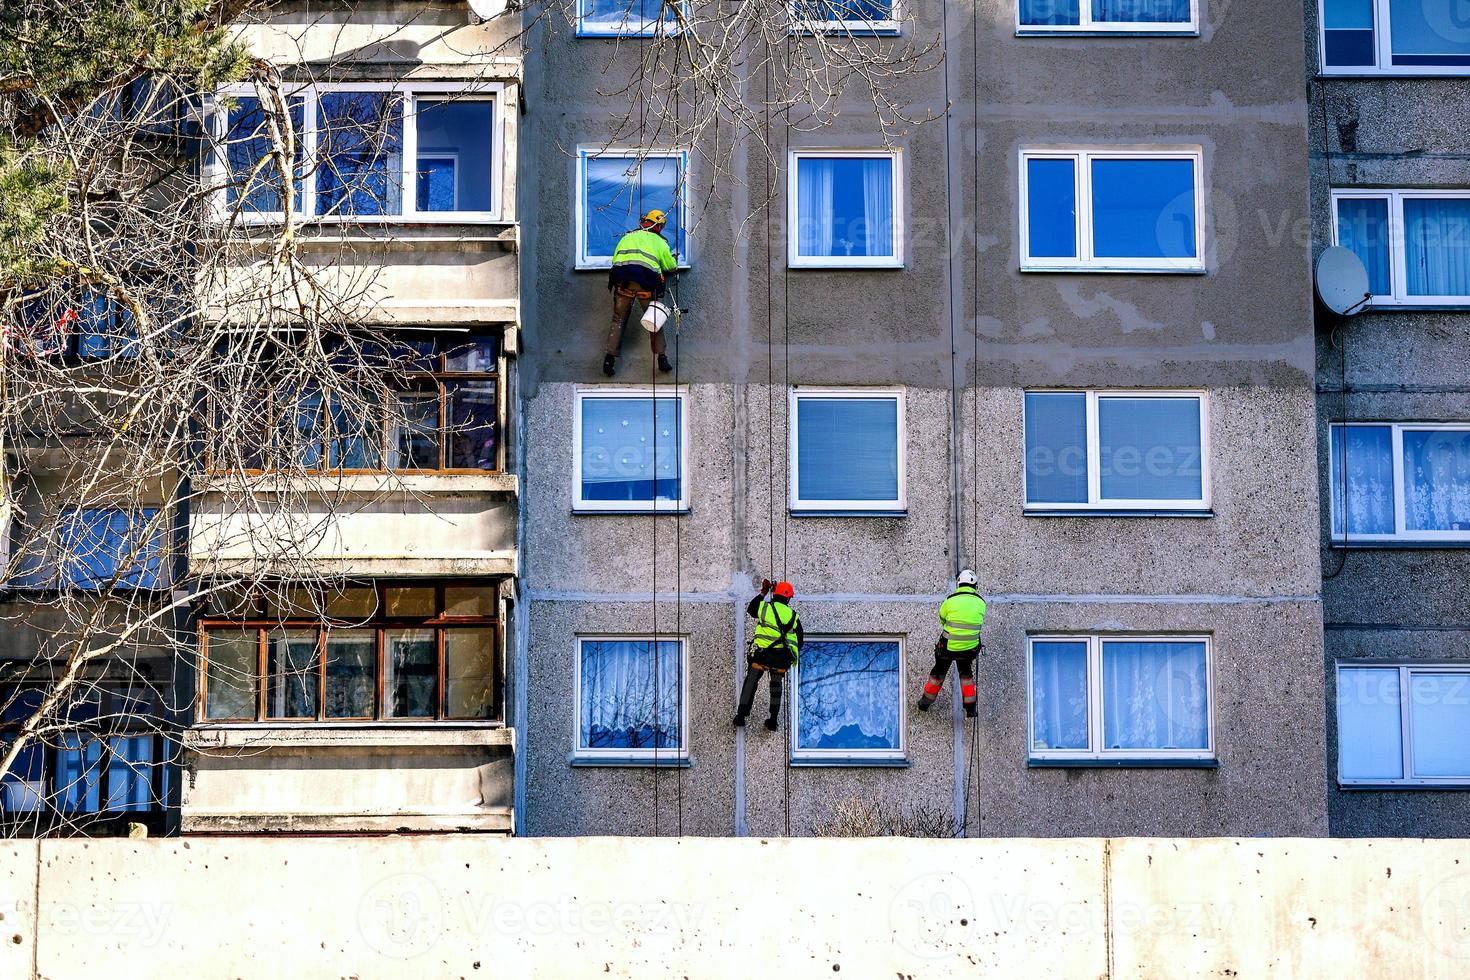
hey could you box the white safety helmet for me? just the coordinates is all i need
[956,569,978,588]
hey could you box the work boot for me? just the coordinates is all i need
[602,354,616,377]
[733,714,747,727]
[917,694,936,712]
[965,705,977,719]
[657,353,673,374]
[763,716,779,732]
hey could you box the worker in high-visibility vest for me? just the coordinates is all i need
[735,578,804,731]
[918,569,986,717]
[603,209,679,378]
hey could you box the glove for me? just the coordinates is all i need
[760,578,773,594]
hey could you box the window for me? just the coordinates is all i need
[1,686,169,818]
[573,386,689,513]
[1028,635,1213,762]
[206,333,500,474]
[1018,0,1196,33]
[1332,190,1470,306]
[789,387,905,513]
[198,582,501,723]
[1338,664,1470,785]
[1321,0,1470,74]
[788,150,903,268]
[1024,390,1208,511]
[7,507,168,590]
[1020,148,1204,272]
[791,0,900,34]
[575,637,687,762]
[210,83,502,222]
[576,0,683,36]
[1329,423,1470,543]
[576,149,689,269]
[791,638,904,763]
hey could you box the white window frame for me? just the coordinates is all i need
[1329,421,1470,543]
[1016,0,1199,35]
[575,147,691,270]
[415,150,461,211]
[1330,188,1470,307]
[1319,0,1470,76]
[572,385,691,514]
[1027,634,1216,763]
[787,149,905,270]
[205,82,506,224]
[1023,389,1211,512]
[575,0,686,37]
[573,635,690,764]
[1019,146,1206,273]
[789,635,906,764]
[1337,662,1470,787]
[789,0,901,35]
[788,386,907,514]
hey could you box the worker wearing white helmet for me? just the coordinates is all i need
[918,569,986,717]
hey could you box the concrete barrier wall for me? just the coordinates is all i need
[1,837,1468,978]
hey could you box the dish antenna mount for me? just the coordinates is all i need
[1315,246,1372,317]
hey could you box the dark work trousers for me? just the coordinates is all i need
[736,650,792,721]
[606,284,667,359]
[920,639,978,713]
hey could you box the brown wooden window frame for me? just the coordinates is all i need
[204,333,502,476]
[197,580,503,724]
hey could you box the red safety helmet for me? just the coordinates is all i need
[772,581,795,600]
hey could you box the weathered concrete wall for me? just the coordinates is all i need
[1,837,1469,977]
[1305,3,1470,836]
[520,0,1322,836]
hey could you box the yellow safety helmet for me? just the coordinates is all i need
[640,209,668,227]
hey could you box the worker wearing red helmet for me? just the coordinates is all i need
[735,577,804,731]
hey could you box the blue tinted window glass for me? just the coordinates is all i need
[796,397,900,504]
[107,736,158,811]
[1337,668,1404,780]
[583,155,684,261]
[1090,158,1196,259]
[1031,641,1089,751]
[0,690,45,812]
[1020,0,1080,25]
[55,734,103,812]
[794,0,894,19]
[1025,158,1077,259]
[579,639,682,750]
[223,96,304,213]
[1097,397,1203,502]
[11,508,166,590]
[1323,0,1377,65]
[1409,673,1470,777]
[1024,392,1088,504]
[1389,0,1470,65]
[1092,0,1189,23]
[579,396,682,503]
[1101,641,1209,750]
[316,92,403,216]
[1403,198,1470,296]
[1402,429,1470,532]
[1336,197,1392,295]
[414,100,493,213]
[795,641,901,754]
[580,0,677,33]
[796,156,895,259]
[1330,425,1395,536]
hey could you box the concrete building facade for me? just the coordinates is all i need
[1308,0,1470,836]
[517,0,1327,836]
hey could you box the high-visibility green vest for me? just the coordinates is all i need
[753,600,800,660]
[611,228,678,276]
[939,586,986,651]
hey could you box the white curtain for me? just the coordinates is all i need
[1403,430,1470,532]
[1331,425,1395,536]
[860,158,893,256]
[1101,641,1208,750]
[1404,198,1470,297]
[797,159,836,257]
[580,640,681,750]
[1031,642,1089,750]
[1093,0,1190,22]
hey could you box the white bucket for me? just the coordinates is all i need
[640,301,670,333]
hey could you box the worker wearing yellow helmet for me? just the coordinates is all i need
[604,208,680,378]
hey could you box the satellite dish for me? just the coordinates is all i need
[467,0,511,19]
[1315,246,1372,316]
